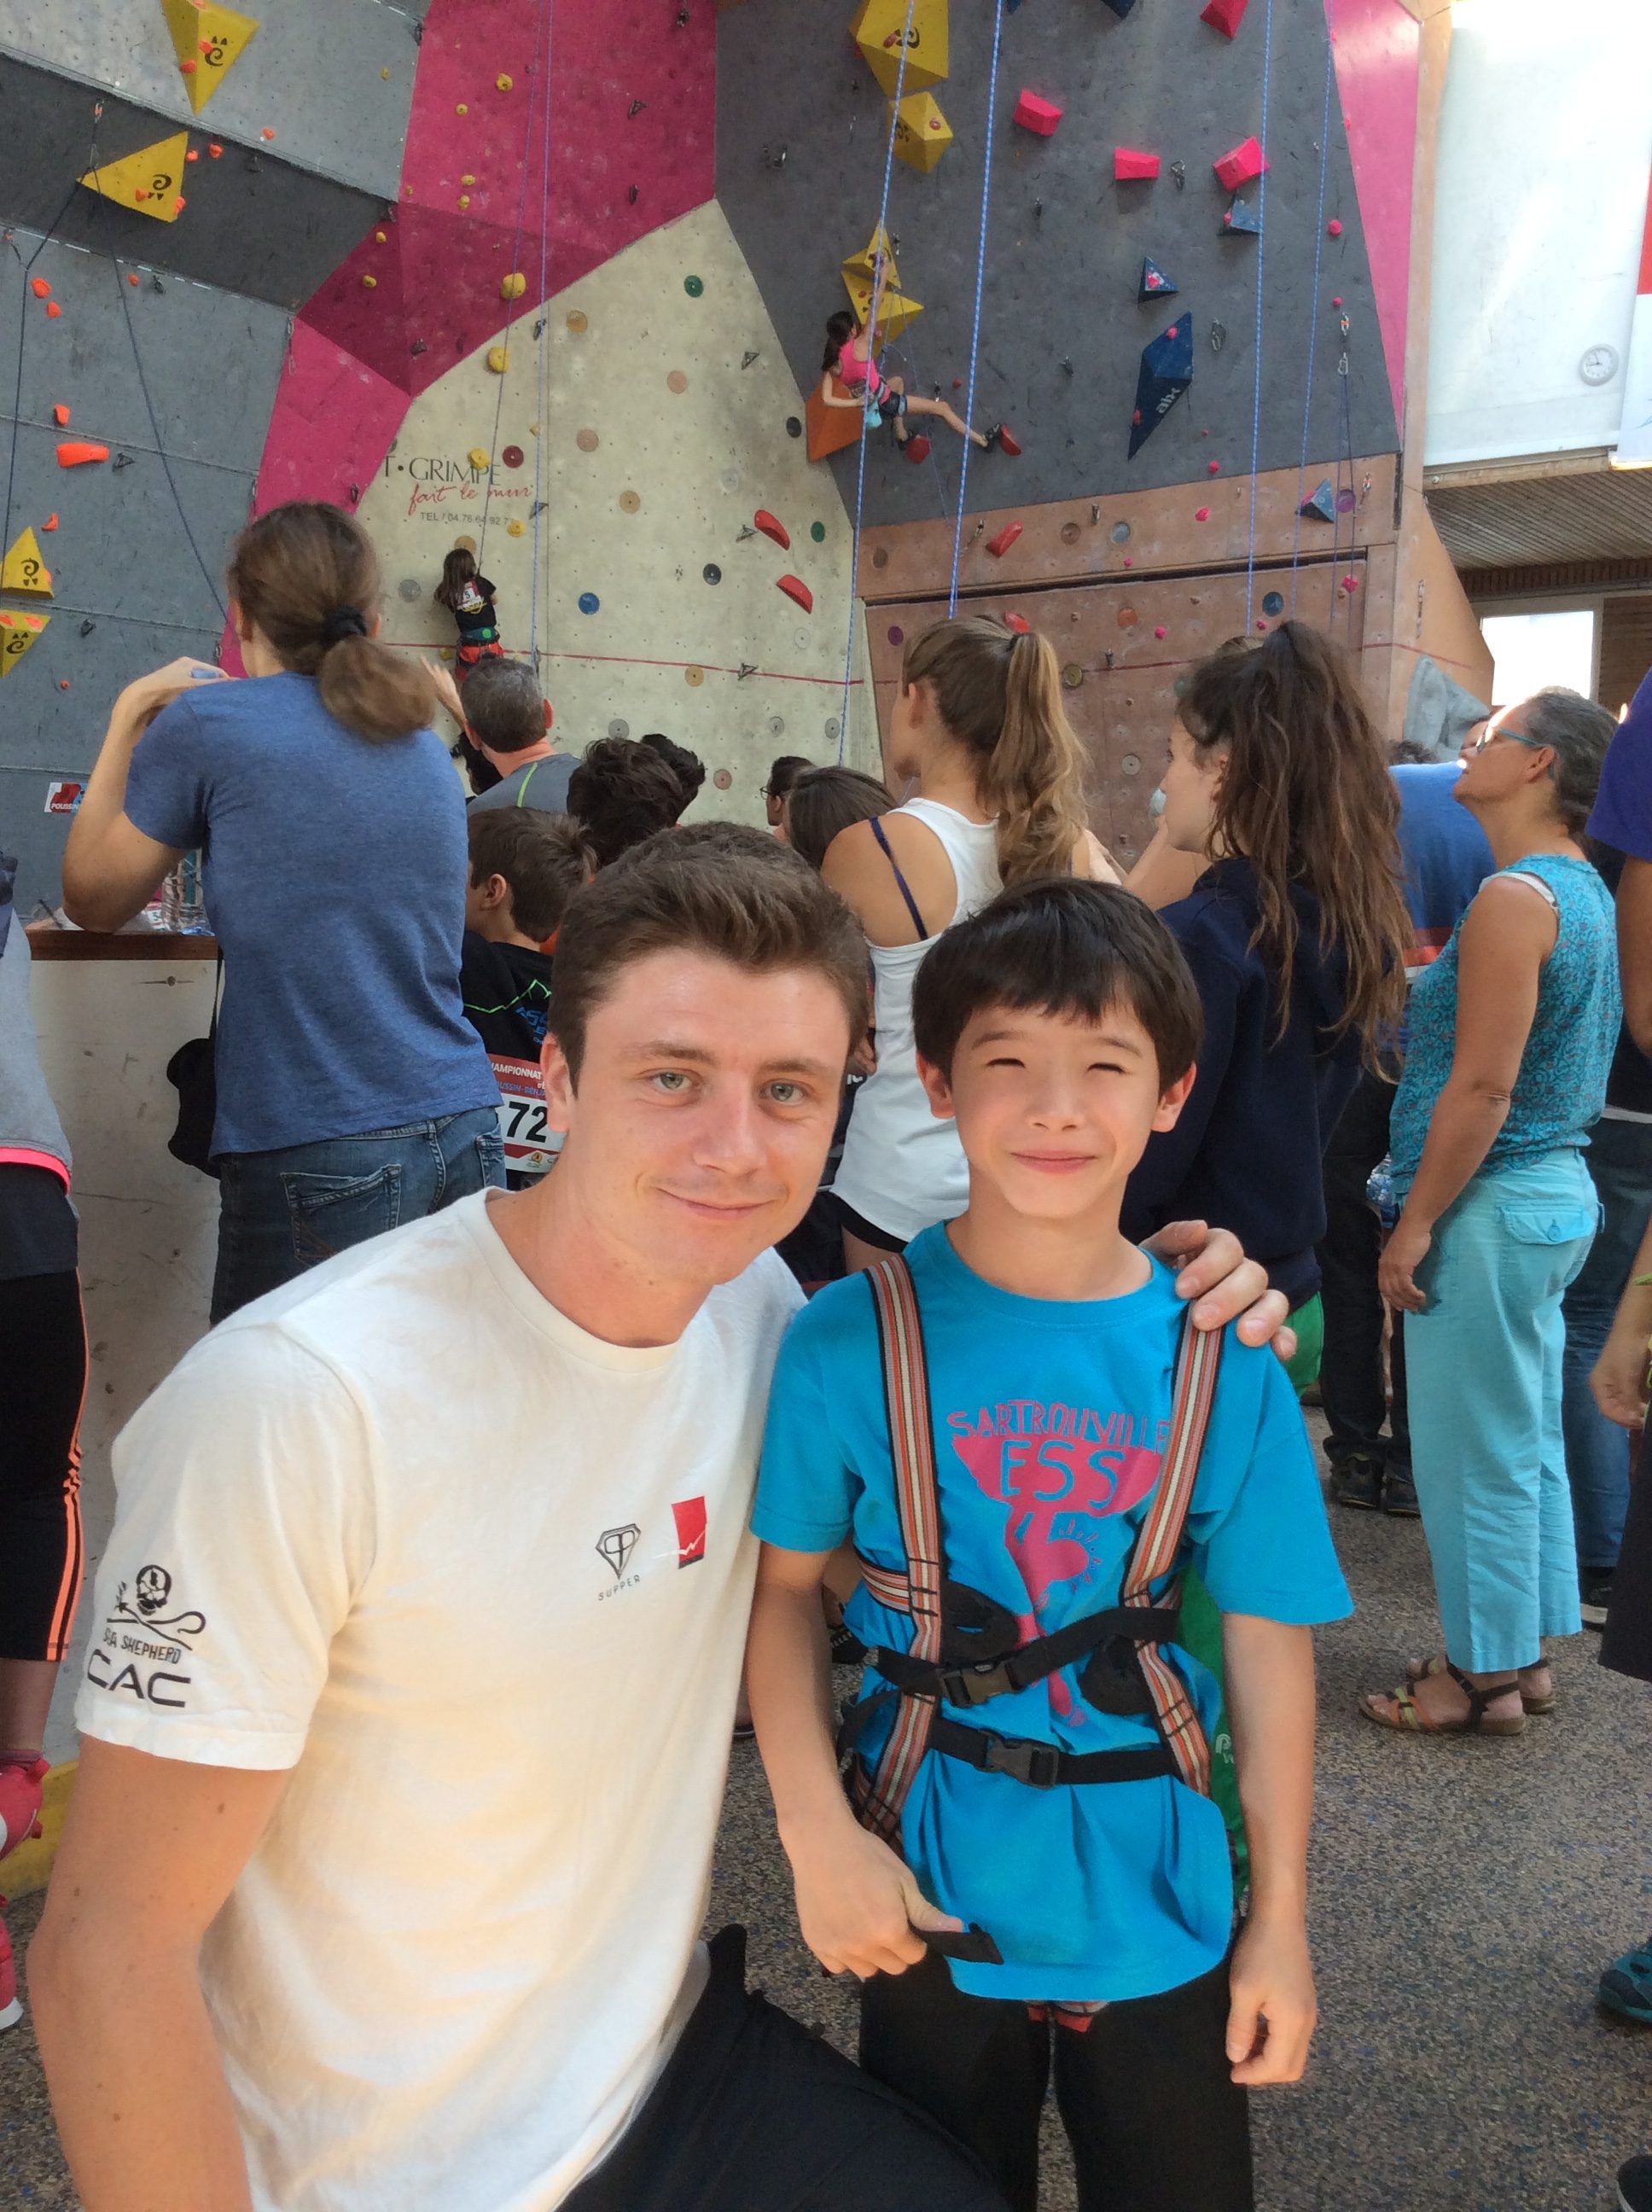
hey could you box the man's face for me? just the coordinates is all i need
[544,950,851,1291]
[920,998,1194,1227]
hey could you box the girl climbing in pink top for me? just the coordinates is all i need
[818,254,1008,453]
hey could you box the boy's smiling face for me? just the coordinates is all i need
[919,998,1195,1225]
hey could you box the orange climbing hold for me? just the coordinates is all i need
[777,575,814,614]
[209,143,223,157]
[45,304,61,319]
[753,509,791,551]
[56,442,109,467]
[42,515,58,532]
[30,277,49,298]
[986,521,1024,558]
[52,405,69,426]
[1004,614,1031,635]
[806,377,860,463]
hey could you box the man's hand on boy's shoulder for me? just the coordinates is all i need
[1144,1220,1296,1366]
[786,1819,963,1981]
[1225,1912,1318,2086]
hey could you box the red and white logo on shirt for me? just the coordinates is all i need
[672,1497,707,1568]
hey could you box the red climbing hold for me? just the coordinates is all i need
[905,434,932,464]
[1195,507,1210,521]
[1213,136,1267,192]
[1327,218,1343,238]
[1004,614,1032,635]
[1208,460,1220,474]
[45,304,61,319]
[179,56,196,72]
[261,126,276,141]
[1341,573,1360,591]
[1155,626,1167,639]
[1114,148,1160,182]
[29,277,49,299]
[56,442,108,467]
[986,522,1024,559]
[209,143,224,158]
[52,405,69,427]
[1013,91,1062,137]
[127,271,140,285]
[777,575,813,614]
[1200,0,1250,35]
[753,509,791,551]
[1332,295,1343,308]
[186,149,199,162]
[997,426,1022,457]
[42,514,58,532]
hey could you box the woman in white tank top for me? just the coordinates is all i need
[824,617,1119,1266]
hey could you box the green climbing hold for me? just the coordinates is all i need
[683,275,704,298]
[810,521,825,543]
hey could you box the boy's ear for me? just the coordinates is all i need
[916,1052,956,1125]
[541,1032,575,1132]
[1152,1064,1197,1133]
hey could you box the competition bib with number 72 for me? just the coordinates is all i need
[490,1056,561,1179]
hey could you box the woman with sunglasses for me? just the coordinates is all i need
[1363,692,1621,1736]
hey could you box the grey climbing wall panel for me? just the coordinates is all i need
[717,0,1397,527]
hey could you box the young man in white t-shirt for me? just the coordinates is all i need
[30,826,1292,2212]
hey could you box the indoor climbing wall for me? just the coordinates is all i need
[356,201,875,779]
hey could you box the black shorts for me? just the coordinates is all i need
[1602,1424,1652,1685]
[562,1926,1007,2212]
[826,1193,908,1254]
[880,389,908,419]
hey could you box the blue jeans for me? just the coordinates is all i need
[211,1107,504,1324]
[1561,1117,1652,1572]
[1406,1150,1600,1672]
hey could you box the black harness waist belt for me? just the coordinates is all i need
[861,1603,1183,1710]
[928,1716,1178,1790]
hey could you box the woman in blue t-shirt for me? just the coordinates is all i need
[62,501,503,1321]
[1364,690,1620,1737]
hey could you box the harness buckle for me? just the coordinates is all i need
[939,1658,1020,1708]
[980,1734,1062,1789]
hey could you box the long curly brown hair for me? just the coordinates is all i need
[1178,621,1408,1061]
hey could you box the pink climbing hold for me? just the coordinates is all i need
[986,521,1024,559]
[753,509,790,551]
[777,575,813,614]
[1213,136,1267,192]
[1342,573,1360,591]
[1004,614,1032,635]
[1195,507,1210,521]
[1332,296,1343,309]
[1328,219,1343,238]
[1208,460,1220,474]
[1114,148,1160,182]
[1014,90,1063,137]
[1200,0,1250,35]
[1154,626,1167,639]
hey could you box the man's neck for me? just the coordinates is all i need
[945,1183,1150,1303]
[486,740,556,774]
[484,1170,714,1349]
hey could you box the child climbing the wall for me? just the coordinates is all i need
[433,548,504,681]
[820,253,1007,455]
[746,877,1351,2212]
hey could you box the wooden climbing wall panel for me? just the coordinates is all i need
[865,560,1365,868]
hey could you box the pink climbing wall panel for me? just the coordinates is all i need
[247,0,715,532]
[1328,0,1421,423]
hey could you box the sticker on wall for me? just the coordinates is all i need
[44,777,83,813]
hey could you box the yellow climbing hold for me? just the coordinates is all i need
[3,529,53,598]
[486,346,509,374]
[456,102,468,115]
[468,449,490,473]
[457,195,470,209]
[0,610,49,674]
[80,131,192,223]
[506,519,526,538]
[462,173,476,185]
[891,90,952,173]
[362,273,377,288]
[501,272,526,300]
[160,0,259,114]
[852,0,949,96]
[841,224,922,336]
[381,65,390,79]
[496,73,514,91]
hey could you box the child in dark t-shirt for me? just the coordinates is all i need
[434,550,503,678]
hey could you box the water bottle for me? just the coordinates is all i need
[160,850,209,934]
[1365,1154,1398,1231]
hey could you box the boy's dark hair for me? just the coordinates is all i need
[912,878,1204,1088]
[767,754,812,799]
[784,765,893,872]
[639,730,706,822]
[467,809,592,944]
[460,657,545,755]
[550,824,870,1083]
[567,737,689,868]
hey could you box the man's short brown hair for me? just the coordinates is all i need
[549,824,870,1082]
[467,809,593,944]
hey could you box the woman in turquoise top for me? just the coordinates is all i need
[1363,691,1621,1738]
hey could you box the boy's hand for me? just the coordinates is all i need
[1592,1318,1652,1432]
[1377,1217,1433,1314]
[1225,1913,1317,2085]
[1146,1220,1295,1363]
[787,1820,962,1979]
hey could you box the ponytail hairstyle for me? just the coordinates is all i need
[1178,619,1409,1057]
[433,545,480,613]
[228,502,434,743]
[900,616,1091,885]
[822,309,859,375]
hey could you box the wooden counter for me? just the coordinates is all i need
[26,924,218,961]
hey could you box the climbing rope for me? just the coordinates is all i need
[945,0,1006,618]
[529,0,557,667]
[1,166,99,601]
[837,0,917,761]
[477,0,553,581]
[1289,0,1337,616]
[1242,0,1276,632]
[113,259,226,624]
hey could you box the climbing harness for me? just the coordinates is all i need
[843,1257,1222,1875]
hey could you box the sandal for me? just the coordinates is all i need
[1405,1652,1555,1715]
[1359,1659,1525,1736]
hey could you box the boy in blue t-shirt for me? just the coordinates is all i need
[747,879,1351,2212]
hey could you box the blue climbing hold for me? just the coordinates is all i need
[1100,0,1141,14]
[1222,195,1262,236]
[1300,477,1337,525]
[1128,317,1194,458]
[1262,591,1285,618]
[578,591,600,614]
[1137,256,1178,303]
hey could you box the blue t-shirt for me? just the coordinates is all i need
[753,1225,1351,2003]
[125,673,497,1156]
[1393,764,1492,972]
[1588,669,1652,863]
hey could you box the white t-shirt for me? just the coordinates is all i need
[76,1193,803,2212]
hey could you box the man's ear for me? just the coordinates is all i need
[916,1053,956,1125]
[1152,1064,1198,1133]
[541,1033,575,1132]
[229,596,252,645]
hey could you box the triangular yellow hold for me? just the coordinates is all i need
[81,131,192,222]
[891,91,952,175]
[841,222,899,291]
[2,529,53,598]
[841,271,924,341]
[852,0,949,96]
[160,0,259,114]
[0,610,49,676]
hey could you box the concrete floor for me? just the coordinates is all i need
[4,1455,1649,2212]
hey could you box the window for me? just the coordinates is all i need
[1480,608,1597,707]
